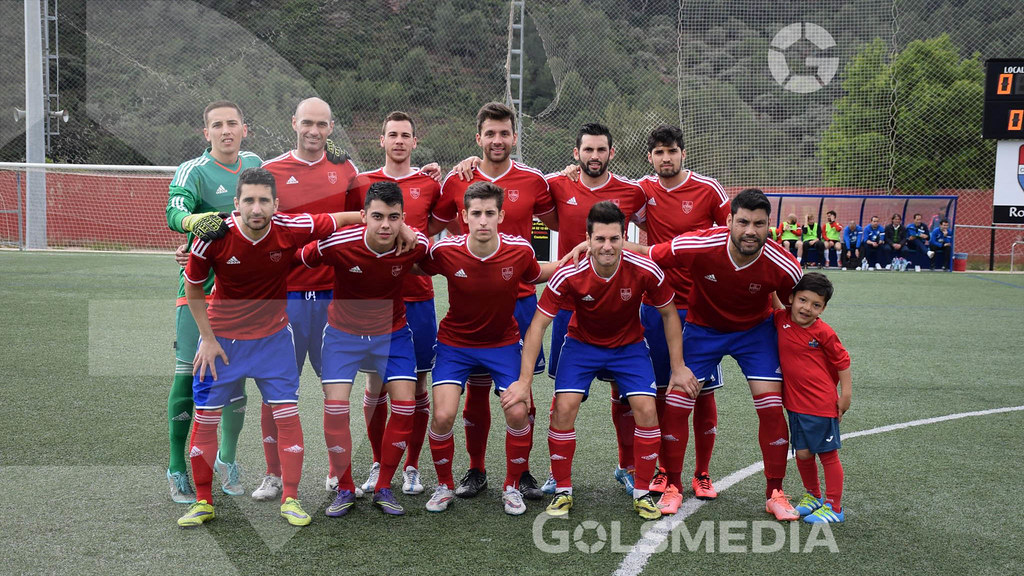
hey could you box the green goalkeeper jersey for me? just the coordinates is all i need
[166,148,263,298]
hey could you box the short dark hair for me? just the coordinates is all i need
[913,212,922,219]
[892,213,902,221]
[793,272,834,303]
[586,201,625,235]
[236,167,276,199]
[646,124,685,152]
[204,100,243,126]
[364,181,404,210]
[576,122,613,149]
[731,188,771,217]
[463,181,504,211]
[476,102,516,133]
[382,110,416,136]
[940,218,950,225]
[826,210,837,218]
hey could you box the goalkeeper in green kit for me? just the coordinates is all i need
[164,101,263,502]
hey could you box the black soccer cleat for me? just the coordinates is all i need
[454,468,488,498]
[519,470,544,501]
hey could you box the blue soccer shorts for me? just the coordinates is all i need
[788,411,841,453]
[682,317,782,384]
[546,308,572,378]
[405,299,438,373]
[515,294,545,375]
[433,341,522,394]
[286,289,332,377]
[192,325,300,409]
[320,324,418,385]
[640,304,724,392]
[554,337,657,400]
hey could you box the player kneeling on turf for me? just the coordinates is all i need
[774,272,852,524]
[515,201,699,520]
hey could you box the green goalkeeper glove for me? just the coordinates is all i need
[325,138,350,165]
[182,211,230,242]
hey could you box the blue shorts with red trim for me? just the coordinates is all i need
[641,304,723,391]
[321,324,417,385]
[405,299,438,372]
[192,325,299,409]
[682,317,781,384]
[554,337,657,400]
[433,341,521,394]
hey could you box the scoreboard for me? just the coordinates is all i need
[983,59,1024,139]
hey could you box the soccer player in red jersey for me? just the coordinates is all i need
[432,102,558,500]
[515,201,698,519]
[299,181,431,517]
[349,111,444,498]
[640,188,804,520]
[418,182,557,515]
[177,167,370,528]
[635,125,731,505]
[774,273,851,524]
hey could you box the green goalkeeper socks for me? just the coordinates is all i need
[218,392,247,464]
[167,370,195,474]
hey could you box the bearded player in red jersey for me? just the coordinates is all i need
[637,187,803,521]
[432,102,558,500]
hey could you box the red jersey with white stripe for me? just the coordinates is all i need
[648,227,802,331]
[352,167,441,302]
[300,225,430,336]
[262,151,360,292]
[773,308,851,418]
[419,234,542,348]
[638,171,731,309]
[538,251,674,348]
[545,172,647,258]
[432,162,554,298]
[185,212,337,340]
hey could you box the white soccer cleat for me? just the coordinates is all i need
[360,462,381,494]
[251,474,282,501]
[426,484,455,512]
[502,487,527,516]
[402,466,424,495]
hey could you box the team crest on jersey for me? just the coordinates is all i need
[392,265,403,277]
[748,283,761,293]
[327,171,338,184]
[507,189,520,202]
[681,200,693,214]
[410,187,421,199]
[269,250,282,263]
[502,266,514,281]
[808,339,820,348]
[620,288,632,301]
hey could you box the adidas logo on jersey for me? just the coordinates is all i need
[582,294,595,302]
[328,445,346,453]
[769,438,788,446]
[349,266,363,273]
[647,197,657,206]
[215,185,230,195]
[189,446,203,457]
[566,196,578,206]
[510,457,527,464]
[262,436,277,444]
[283,444,304,453]
[227,256,241,264]
[455,269,468,278]
[171,411,191,422]
[286,176,299,185]
[550,454,567,461]
[704,274,717,282]
[392,441,407,450]
[641,452,659,461]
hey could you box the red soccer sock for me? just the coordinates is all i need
[272,404,304,502]
[260,402,281,476]
[375,399,415,492]
[189,409,221,504]
[796,455,821,498]
[429,428,455,488]
[819,450,844,511]
[548,427,576,492]
[363,392,389,465]
[404,392,430,470]
[611,396,635,470]
[661,391,694,489]
[633,425,662,496]
[463,376,492,471]
[693,391,718,477]
[754,393,788,499]
[504,423,532,490]
[323,400,354,492]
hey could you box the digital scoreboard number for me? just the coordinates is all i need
[983,59,1024,139]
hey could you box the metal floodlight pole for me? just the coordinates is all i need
[24,0,47,249]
